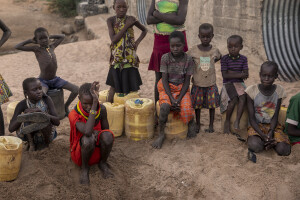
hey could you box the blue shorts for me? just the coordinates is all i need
[38,76,68,90]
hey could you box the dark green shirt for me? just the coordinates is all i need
[284,92,300,143]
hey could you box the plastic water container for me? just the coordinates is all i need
[0,136,23,182]
[114,92,140,105]
[125,98,155,141]
[6,101,20,123]
[278,106,287,126]
[47,89,65,120]
[103,102,124,137]
[99,90,109,103]
[156,102,188,139]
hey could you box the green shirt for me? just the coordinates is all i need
[284,92,300,143]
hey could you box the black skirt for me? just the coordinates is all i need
[106,67,142,94]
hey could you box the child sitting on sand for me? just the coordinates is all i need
[284,92,300,145]
[106,0,147,102]
[188,23,222,133]
[246,61,290,156]
[15,27,78,115]
[0,19,12,136]
[152,31,196,149]
[68,82,114,184]
[220,35,248,134]
[9,78,60,151]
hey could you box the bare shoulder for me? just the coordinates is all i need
[107,16,115,23]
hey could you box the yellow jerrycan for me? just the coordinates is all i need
[114,92,140,105]
[99,90,109,104]
[0,136,23,182]
[103,102,125,137]
[156,102,188,139]
[125,98,155,141]
[6,101,20,123]
[278,106,287,126]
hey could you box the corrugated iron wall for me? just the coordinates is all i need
[262,0,300,82]
[137,0,147,25]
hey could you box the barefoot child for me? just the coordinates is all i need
[246,61,290,156]
[284,92,300,145]
[152,31,196,149]
[68,82,114,184]
[188,23,222,133]
[106,0,147,102]
[220,35,248,134]
[15,27,78,115]
[0,19,12,136]
[9,78,60,151]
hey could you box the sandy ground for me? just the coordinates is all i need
[1,2,300,200]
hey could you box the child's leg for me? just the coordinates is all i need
[205,108,215,133]
[247,135,264,153]
[98,131,114,178]
[224,97,238,134]
[62,82,79,114]
[234,94,246,130]
[80,134,96,184]
[275,142,291,156]
[107,87,115,103]
[0,106,4,136]
[152,103,170,149]
[187,118,197,138]
[154,72,162,104]
[40,124,53,146]
[195,109,201,133]
[26,132,36,151]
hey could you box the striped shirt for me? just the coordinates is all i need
[221,54,248,83]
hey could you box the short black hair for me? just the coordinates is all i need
[199,23,214,33]
[79,83,92,97]
[113,0,127,6]
[169,31,185,44]
[22,77,38,91]
[260,61,279,74]
[227,35,243,45]
[33,27,48,41]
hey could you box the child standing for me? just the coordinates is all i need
[0,19,12,136]
[220,35,248,134]
[246,61,290,156]
[15,27,79,115]
[188,23,222,133]
[9,78,60,151]
[106,0,147,102]
[152,31,196,149]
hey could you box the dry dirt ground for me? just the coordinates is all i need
[0,1,300,199]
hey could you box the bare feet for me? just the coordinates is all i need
[98,161,114,179]
[28,143,35,151]
[80,168,90,184]
[224,120,231,134]
[152,135,165,149]
[233,120,240,131]
[205,124,214,133]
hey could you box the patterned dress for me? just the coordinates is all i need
[0,74,12,105]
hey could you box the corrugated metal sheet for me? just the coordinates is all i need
[262,0,300,82]
[137,0,147,25]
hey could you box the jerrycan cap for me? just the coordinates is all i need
[134,99,144,106]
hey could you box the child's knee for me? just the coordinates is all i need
[159,104,170,123]
[81,135,95,151]
[247,136,264,153]
[100,131,114,146]
[275,142,291,156]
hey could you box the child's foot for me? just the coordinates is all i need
[233,120,240,130]
[223,120,231,134]
[205,125,214,133]
[152,135,165,149]
[80,168,90,184]
[98,161,114,179]
[28,143,35,151]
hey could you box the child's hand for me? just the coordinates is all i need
[126,16,137,27]
[24,108,42,113]
[90,81,100,101]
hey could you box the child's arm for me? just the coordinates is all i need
[176,74,191,104]
[222,70,248,80]
[146,0,163,24]
[247,94,268,142]
[15,39,38,52]
[152,0,188,25]
[49,34,65,48]
[134,21,147,50]
[100,105,109,130]
[107,16,137,44]
[162,73,176,104]
[287,124,300,137]
[44,96,60,126]
[8,101,27,133]
[0,19,11,47]
[267,98,282,140]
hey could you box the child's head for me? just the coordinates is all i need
[22,78,43,102]
[78,83,94,113]
[227,35,243,57]
[198,23,214,46]
[34,27,49,48]
[113,0,128,18]
[259,61,279,86]
[169,31,185,57]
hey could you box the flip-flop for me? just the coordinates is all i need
[248,149,257,163]
[232,132,246,142]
